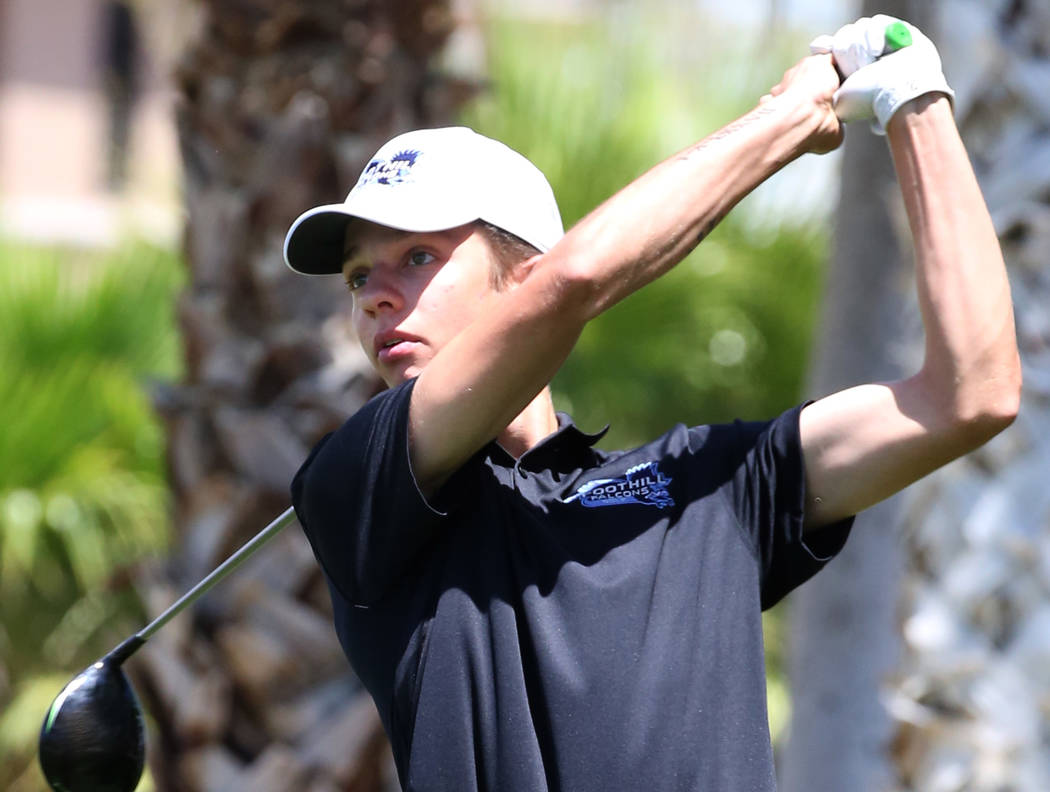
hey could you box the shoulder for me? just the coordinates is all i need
[291,380,418,525]
[305,381,415,467]
[629,404,805,473]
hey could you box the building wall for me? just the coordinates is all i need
[0,0,180,246]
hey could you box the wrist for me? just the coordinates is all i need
[776,91,840,159]
[750,95,828,164]
[872,72,954,135]
[886,93,955,139]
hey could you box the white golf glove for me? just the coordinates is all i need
[810,15,954,134]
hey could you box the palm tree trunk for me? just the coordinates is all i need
[779,2,930,790]
[134,2,478,789]
[783,1,1050,789]
[889,1,1050,788]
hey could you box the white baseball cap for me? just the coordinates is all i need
[283,126,564,275]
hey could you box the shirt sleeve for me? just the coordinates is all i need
[290,378,446,605]
[721,403,853,609]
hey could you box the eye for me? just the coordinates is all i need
[345,271,368,291]
[408,250,436,267]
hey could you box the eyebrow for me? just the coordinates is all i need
[341,227,466,274]
[341,245,359,271]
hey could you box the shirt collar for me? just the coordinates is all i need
[488,413,608,473]
[551,412,608,447]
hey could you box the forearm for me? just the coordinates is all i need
[412,97,821,489]
[796,18,1021,529]
[540,95,821,319]
[411,59,840,491]
[887,95,1021,433]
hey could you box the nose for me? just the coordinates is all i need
[354,265,404,316]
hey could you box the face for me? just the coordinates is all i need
[342,221,501,386]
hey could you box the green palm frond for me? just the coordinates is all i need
[0,239,180,379]
[0,237,182,679]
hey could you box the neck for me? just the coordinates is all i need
[497,388,559,458]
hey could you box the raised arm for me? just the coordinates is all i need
[798,94,1021,530]
[409,56,844,495]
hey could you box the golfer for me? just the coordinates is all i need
[283,16,1019,791]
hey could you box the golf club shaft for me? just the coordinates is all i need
[108,507,297,663]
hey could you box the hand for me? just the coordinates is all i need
[810,15,954,134]
[760,54,844,155]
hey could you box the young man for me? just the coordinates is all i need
[283,16,1019,792]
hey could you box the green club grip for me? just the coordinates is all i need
[882,21,913,54]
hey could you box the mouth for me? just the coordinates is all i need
[374,331,421,360]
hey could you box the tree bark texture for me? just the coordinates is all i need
[889,2,1050,789]
[780,2,931,791]
[783,1,1050,790]
[136,2,478,789]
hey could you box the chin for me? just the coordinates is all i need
[384,367,419,387]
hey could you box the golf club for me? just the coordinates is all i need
[38,506,298,792]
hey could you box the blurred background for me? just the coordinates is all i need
[1,0,1048,790]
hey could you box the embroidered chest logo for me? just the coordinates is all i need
[357,149,421,187]
[563,461,674,510]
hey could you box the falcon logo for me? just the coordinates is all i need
[564,461,674,509]
[358,149,421,186]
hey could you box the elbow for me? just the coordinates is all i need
[541,252,605,319]
[982,354,1023,433]
[964,392,1020,444]
[950,365,1022,447]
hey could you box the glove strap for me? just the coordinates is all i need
[872,78,955,135]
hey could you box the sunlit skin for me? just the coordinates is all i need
[342,222,499,387]
[342,220,560,456]
[336,57,1019,514]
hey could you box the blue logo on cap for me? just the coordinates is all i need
[358,149,421,187]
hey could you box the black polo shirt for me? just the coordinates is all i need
[291,379,852,791]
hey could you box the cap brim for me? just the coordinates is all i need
[284,201,483,276]
[283,205,358,276]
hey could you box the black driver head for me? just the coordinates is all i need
[38,654,145,792]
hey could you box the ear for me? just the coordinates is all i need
[507,253,544,287]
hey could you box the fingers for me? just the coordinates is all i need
[756,55,843,154]
[809,34,833,55]
[764,54,839,96]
